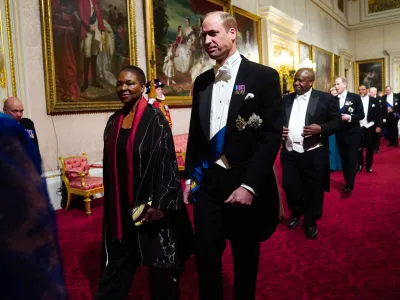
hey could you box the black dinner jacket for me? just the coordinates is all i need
[283,89,341,151]
[363,96,383,127]
[185,56,283,241]
[19,117,39,149]
[337,91,365,134]
[381,93,400,115]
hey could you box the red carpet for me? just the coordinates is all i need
[56,142,400,299]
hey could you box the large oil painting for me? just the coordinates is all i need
[312,46,333,93]
[354,58,385,92]
[232,6,261,64]
[40,0,137,114]
[368,0,400,13]
[145,0,228,106]
[298,41,311,66]
[334,54,340,79]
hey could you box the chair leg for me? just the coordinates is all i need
[84,197,92,216]
[65,192,72,210]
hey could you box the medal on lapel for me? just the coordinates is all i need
[234,84,245,96]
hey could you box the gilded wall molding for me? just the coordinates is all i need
[0,0,24,104]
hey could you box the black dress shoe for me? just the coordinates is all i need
[356,165,363,173]
[287,215,301,229]
[303,224,318,239]
[366,168,372,173]
[342,187,352,194]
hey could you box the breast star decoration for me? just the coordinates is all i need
[236,113,263,132]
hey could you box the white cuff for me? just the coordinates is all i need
[185,179,191,185]
[241,184,256,196]
[348,115,352,122]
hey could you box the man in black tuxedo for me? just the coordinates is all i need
[334,77,365,193]
[369,87,384,152]
[281,68,340,239]
[183,11,283,300]
[357,85,382,173]
[381,86,399,147]
[3,97,39,149]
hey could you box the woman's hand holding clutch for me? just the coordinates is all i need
[142,208,164,223]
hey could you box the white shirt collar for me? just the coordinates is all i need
[338,90,347,99]
[296,88,312,100]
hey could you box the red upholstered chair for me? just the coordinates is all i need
[173,133,188,171]
[59,153,103,216]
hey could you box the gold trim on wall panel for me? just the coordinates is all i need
[4,0,16,96]
[0,8,8,92]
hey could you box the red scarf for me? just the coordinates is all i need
[106,97,148,240]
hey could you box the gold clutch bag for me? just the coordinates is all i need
[128,201,152,226]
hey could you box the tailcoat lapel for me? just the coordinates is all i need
[224,57,250,138]
[199,70,214,141]
[305,90,319,125]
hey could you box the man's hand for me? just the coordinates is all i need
[282,126,289,140]
[90,24,96,32]
[341,114,351,121]
[303,124,321,137]
[388,107,393,113]
[376,127,382,133]
[183,184,191,205]
[225,186,253,206]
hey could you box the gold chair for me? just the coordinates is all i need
[59,153,104,216]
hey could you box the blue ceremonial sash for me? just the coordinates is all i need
[190,127,226,201]
[340,105,345,113]
[387,102,399,118]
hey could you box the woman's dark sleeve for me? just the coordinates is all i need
[0,121,67,300]
[152,116,182,211]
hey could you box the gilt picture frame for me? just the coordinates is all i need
[231,6,262,64]
[354,58,385,92]
[145,0,229,107]
[40,0,137,114]
[312,45,333,93]
[298,40,311,65]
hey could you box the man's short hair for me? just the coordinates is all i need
[336,77,347,85]
[385,85,392,90]
[205,11,237,33]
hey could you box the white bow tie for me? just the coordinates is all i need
[338,94,345,99]
[214,64,232,79]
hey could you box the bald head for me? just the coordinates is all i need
[293,68,315,95]
[3,97,24,122]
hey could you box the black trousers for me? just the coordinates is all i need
[94,239,180,300]
[336,132,361,190]
[280,147,326,224]
[374,131,382,151]
[193,165,261,300]
[357,126,376,169]
[387,113,399,145]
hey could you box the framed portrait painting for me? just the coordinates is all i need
[298,40,311,65]
[354,58,385,92]
[232,6,262,64]
[333,54,340,79]
[312,45,333,93]
[145,0,229,107]
[40,0,137,114]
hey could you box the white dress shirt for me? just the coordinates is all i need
[338,90,348,109]
[360,95,374,128]
[387,93,394,107]
[286,89,318,153]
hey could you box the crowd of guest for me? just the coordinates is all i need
[1,9,400,300]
